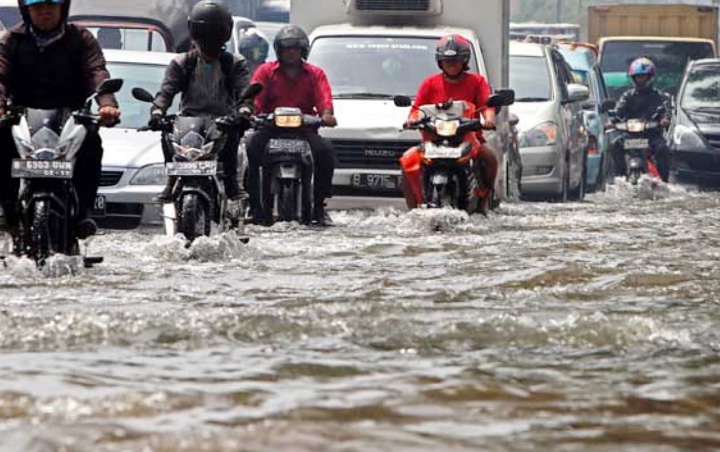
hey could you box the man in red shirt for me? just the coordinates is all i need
[399,34,498,214]
[245,24,337,226]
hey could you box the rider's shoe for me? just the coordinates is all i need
[76,209,97,240]
[154,176,176,203]
[312,201,333,227]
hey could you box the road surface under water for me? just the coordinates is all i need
[1,179,719,451]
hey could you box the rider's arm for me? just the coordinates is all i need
[231,57,252,112]
[313,68,336,126]
[80,27,118,108]
[250,63,271,114]
[0,32,13,112]
[476,76,495,127]
[152,56,185,113]
[613,90,631,121]
[408,77,433,122]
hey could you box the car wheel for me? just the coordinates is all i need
[554,153,569,202]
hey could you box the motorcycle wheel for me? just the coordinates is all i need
[31,200,51,262]
[300,173,312,225]
[279,180,298,222]
[628,170,641,186]
[179,193,210,242]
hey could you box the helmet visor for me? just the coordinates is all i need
[277,38,304,49]
[23,0,63,5]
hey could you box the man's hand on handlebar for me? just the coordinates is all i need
[99,105,121,127]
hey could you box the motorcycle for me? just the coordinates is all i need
[3,78,123,266]
[394,91,513,212]
[611,109,665,185]
[132,83,261,243]
[252,108,323,224]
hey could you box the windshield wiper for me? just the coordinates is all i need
[334,93,401,100]
[515,97,550,102]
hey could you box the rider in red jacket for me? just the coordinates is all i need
[400,34,498,213]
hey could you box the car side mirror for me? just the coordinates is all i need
[509,113,519,127]
[565,83,590,104]
[393,95,412,108]
[132,87,155,103]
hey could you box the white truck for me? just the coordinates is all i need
[291,0,521,203]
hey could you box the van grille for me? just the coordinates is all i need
[353,0,430,11]
[332,139,414,170]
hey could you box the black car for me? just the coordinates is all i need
[669,58,720,188]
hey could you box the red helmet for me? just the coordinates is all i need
[435,34,471,70]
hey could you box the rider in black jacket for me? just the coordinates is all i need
[611,57,672,181]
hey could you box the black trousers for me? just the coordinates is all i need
[0,127,103,218]
[245,129,335,210]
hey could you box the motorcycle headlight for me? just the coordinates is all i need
[275,114,302,128]
[172,142,214,161]
[519,122,558,148]
[673,124,705,150]
[130,163,168,185]
[435,119,460,137]
[626,119,646,133]
[32,148,59,160]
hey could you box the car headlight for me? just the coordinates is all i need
[130,163,167,185]
[435,119,460,137]
[519,122,558,148]
[673,124,705,150]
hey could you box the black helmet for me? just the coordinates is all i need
[435,34,472,71]
[17,0,71,30]
[273,24,309,61]
[188,0,232,54]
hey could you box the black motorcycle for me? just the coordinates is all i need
[252,107,323,224]
[4,78,123,266]
[613,117,664,185]
[132,84,260,243]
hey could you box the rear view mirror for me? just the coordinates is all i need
[96,78,123,95]
[566,83,590,103]
[486,89,516,111]
[132,87,155,103]
[509,113,520,127]
[242,82,263,99]
[393,95,412,108]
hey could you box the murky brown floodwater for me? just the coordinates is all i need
[1,180,720,452]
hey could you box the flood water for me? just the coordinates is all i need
[1,180,720,451]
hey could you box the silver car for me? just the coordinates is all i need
[93,50,176,229]
[509,42,590,201]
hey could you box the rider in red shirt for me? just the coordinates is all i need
[400,34,498,213]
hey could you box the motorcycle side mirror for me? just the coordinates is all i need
[241,82,263,99]
[132,87,155,103]
[600,99,616,113]
[486,89,516,112]
[393,95,412,108]
[96,78,123,95]
[509,113,520,127]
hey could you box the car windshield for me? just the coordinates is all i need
[88,26,168,52]
[680,66,720,109]
[509,55,552,101]
[308,36,478,98]
[600,40,715,98]
[106,61,171,129]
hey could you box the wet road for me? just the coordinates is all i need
[1,180,720,451]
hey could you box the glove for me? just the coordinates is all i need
[148,109,163,130]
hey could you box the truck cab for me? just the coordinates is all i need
[291,0,520,203]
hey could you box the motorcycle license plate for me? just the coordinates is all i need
[624,138,649,150]
[350,173,401,190]
[11,159,73,179]
[267,138,309,154]
[424,144,462,159]
[166,161,217,176]
[92,195,106,217]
